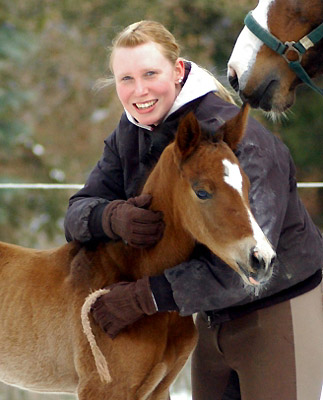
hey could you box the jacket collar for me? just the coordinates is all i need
[125,61,219,131]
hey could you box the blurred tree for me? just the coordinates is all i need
[0,16,70,246]
[0,22,34,148]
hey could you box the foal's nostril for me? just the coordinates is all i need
[251,250,265,271]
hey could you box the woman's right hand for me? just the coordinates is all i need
[102,194,165,248]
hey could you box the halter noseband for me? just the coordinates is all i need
[244,11,323,96]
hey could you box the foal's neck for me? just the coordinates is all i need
[118,146,195,279]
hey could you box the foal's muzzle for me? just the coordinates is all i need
[247,247,276,286]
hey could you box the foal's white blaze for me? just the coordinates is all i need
[222,159,276,271]
[227,0,275,90]
[223,159,243,195]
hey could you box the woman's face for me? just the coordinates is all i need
[112,42,184,126]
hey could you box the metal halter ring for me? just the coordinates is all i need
[282,41,303,63]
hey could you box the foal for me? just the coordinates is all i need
[0,104,275,399]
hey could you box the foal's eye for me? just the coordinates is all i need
[195,189,212,200]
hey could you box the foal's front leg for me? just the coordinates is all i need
[77,376,139,400]
[150,314,197,400]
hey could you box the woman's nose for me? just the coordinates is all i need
[134,80,148,96]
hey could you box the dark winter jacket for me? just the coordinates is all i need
[64,62,323,321]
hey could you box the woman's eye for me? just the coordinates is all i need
[121,76,132,81]
[145,71,156,77]
[195,189,212,200]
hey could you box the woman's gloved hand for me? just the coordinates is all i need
[91,276,157,338]
[101,194,165,248]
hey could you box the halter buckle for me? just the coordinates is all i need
[282,41,303,63]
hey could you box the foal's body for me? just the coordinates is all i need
[0,107,275,399]
[0,228,196,398]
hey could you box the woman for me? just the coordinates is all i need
[64,21,323,400]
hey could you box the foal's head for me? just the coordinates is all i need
[170,105,275,286]
[228,0,323,112]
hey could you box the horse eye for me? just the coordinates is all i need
[195,189,212,200]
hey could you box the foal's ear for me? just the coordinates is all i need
[175,112,202,162]
[218,103,250,151]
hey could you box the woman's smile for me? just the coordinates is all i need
[134,99,158,111]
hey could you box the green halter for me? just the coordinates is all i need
[244,11,323,96]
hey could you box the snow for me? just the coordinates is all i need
[171,392,190,400]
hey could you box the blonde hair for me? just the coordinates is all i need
[109,20,180,71]
[97,20,236,105]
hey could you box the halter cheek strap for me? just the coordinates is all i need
[244,11,323,96]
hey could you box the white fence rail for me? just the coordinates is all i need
[0,183,322,189]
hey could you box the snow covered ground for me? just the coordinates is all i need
[171,392,191,400]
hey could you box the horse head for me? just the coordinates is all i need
[227,0,323,112]
[147,104,276,287]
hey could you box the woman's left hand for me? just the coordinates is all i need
[91,276,157,338]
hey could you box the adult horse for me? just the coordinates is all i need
[0,105,275,399]
[227,0,323,112]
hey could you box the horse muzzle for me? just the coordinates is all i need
[228,63,296,112]
[238,247,276,287]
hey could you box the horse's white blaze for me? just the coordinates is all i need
[222,159,276,265]
[227,0,275,90]
[223,159,243,195]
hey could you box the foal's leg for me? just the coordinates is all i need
[77,376,137,400]
[149,314,197,400]
[148,355,189,399]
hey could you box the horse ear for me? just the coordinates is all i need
[175,112,201,161]
[218,103,250,150]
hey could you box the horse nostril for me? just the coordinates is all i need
[251,251,265,271]
[229,74,240,92]
[228,67,240,92]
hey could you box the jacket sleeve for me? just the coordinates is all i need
[64,129,126,242]
[163,118,292,316]
[162,246,250,315]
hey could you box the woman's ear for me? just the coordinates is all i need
[175,58,185,83]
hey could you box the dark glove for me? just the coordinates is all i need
[101,194,165,248]
[91,276,157,339]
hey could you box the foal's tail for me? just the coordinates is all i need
[81,289,112,384]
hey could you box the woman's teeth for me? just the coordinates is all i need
[135,100,157,109]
